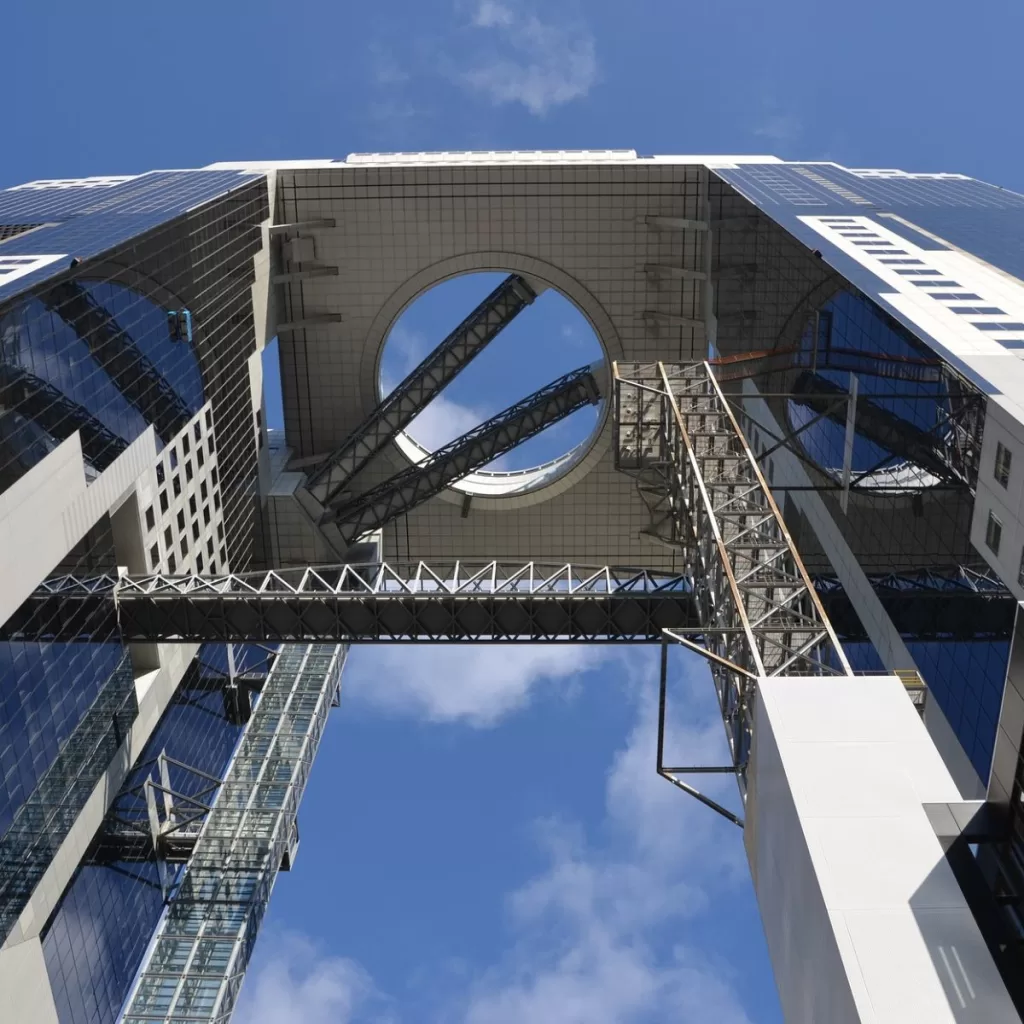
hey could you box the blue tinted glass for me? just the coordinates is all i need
[41,644,271,1024]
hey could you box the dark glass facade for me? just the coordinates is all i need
[713,163,1024,390]
[40,645,273,1024]
[0,171,270,1022]
[706,169,1017,785]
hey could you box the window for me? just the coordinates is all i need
[205,409,213,430]
[185,460,194,482]
[196,553,204,573]
[181,538,189,558]
[950,306,1005,316]
[210,466,218,485]
[911,279,960,287]
[207,538,215,556]
[156,463,165,485]
[975,322,1024,332]
[182,435,190,456]
[200,481,208,500]
[150,544,159,567]
[203,506,211,525]
[173,475,182,497]
[194,422,202,442]
[145,506,155,531]
[208,436,215,456]
[986,510,1003,555]
[213,492,221,510]
[1019,546,1024,589]
[996,442,1012,488]
[217,523,224,542]
[164,527,173,548]
[220,546,228,566]
[197,447,205,468]
[189,495,197,516]
[176,510,185,531]
[159,490,169,514]
[168,554,176,573]
[192,521,200,541]
[169,449,179,470]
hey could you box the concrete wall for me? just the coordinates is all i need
[747,674,1018,1023]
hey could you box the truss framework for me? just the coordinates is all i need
[322,363,601,544]
[306,273,536,507]
[815,567,1015,641]
[616,360,850,795]
[15,562,699,643]
[121,644,346,1024]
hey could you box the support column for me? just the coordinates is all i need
[746,673,1018,1023]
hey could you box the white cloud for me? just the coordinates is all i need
[754,113,801,144]
[381,322,486,450]
[234,932,392,1024]
[461,1,598,115]
[238,652,758,1023]
[344,644,608,725]
[457,656,753,1023]
[473,0,516,28]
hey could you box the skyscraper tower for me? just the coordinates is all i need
[3,152,1024,1022]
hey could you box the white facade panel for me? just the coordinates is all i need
[747,674,1016,1023]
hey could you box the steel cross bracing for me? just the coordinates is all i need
[615,360,850,801]
[305,273,536,508]
[121,644,346,1024]
[321,363,602,545]
[15,562,698,643]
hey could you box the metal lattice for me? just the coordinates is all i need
[306,273,536,507]
[321,363,601,545]
[13,562,698,643]
[121,644,346,1024]
[616,360,850,798]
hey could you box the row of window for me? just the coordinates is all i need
[148,523,227,576]
[983,509,1024,592]
[819,218,1024,338]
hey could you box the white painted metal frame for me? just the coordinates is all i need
[615,360,851,794]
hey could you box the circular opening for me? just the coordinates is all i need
[378,272,606,497]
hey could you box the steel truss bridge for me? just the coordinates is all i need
[11,361,1013,826]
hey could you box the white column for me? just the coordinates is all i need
[745,674,1018,1023]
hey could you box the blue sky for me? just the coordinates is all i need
[6,0,1024,1021]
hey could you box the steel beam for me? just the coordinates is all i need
[615,361,850,793]
[276,314,342,332]
[121,645,345,1024]
[42,281,195,444]
[322,363,601,545]
[11,563,698,643]
[268,219,336,235]
[306,273,537,507]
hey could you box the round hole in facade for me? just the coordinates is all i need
[378,271,606,498]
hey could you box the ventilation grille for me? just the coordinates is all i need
[0,223,42,243]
